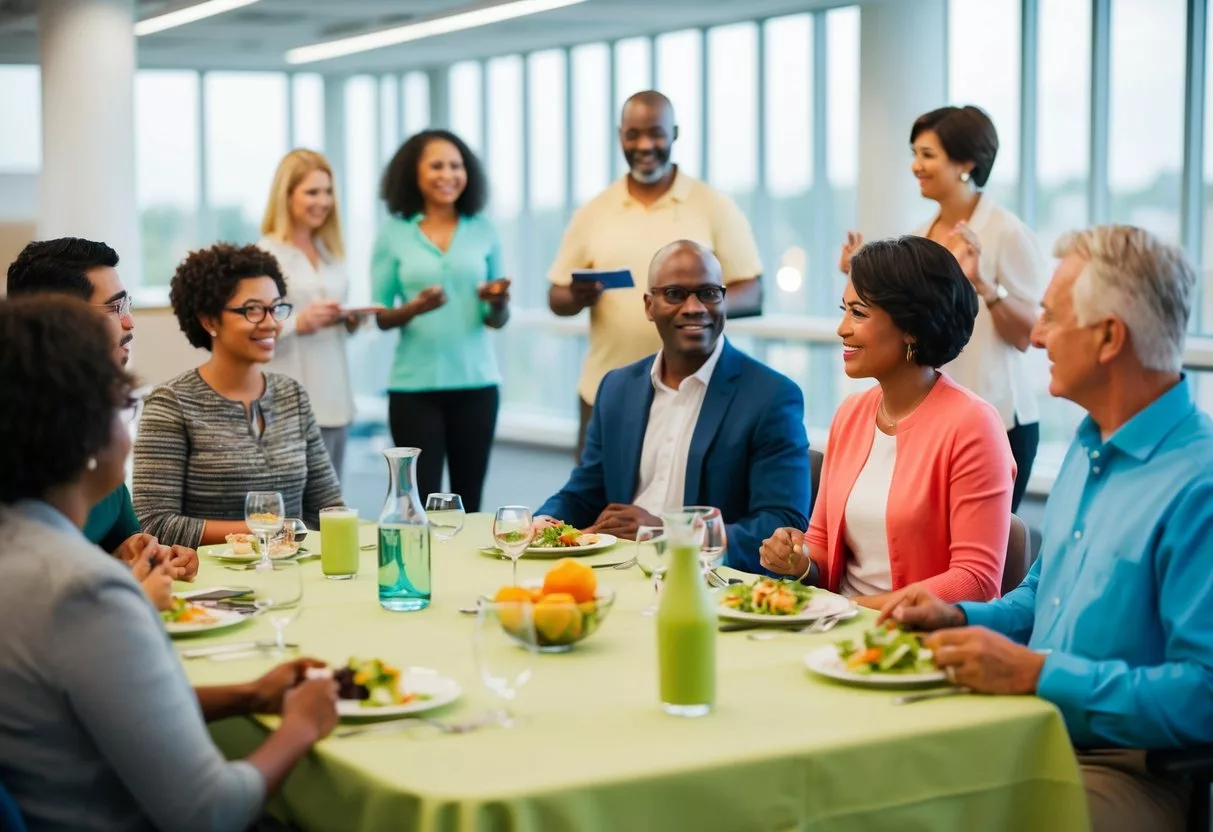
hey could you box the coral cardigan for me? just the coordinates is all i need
[806,373,1014,602]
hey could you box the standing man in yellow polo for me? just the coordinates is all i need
[548,90,764,457]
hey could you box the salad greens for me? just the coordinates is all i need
[836,626,936,675]
[721,578,814,615]
[532,523,586,548]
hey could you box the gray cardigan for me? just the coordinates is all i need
[133,369,343,548]
[0,501,263,830]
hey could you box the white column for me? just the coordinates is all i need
[856,0,948,240]
[37,0,141,285]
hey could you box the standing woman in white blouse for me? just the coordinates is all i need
[258,149,358,481]
[840,105,1045,511]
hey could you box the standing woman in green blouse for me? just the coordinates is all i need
[373,130,510,513]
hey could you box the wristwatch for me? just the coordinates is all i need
[985,282,1008,309]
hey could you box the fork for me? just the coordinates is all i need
[745,608,857,641]
[333,710,502,739]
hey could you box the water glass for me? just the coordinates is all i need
[248,560,303,658]
[318,507,359,580]
[635,525,668,616]
[245,491,284,568]
[474,601,538,727]
[493,506,534,585]
[425,493,466,541]
[683,506,726,575]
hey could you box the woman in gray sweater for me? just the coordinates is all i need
[134,244,344,548]
[0,295,337,831]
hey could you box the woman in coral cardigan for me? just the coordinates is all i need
[760,235,1014,608]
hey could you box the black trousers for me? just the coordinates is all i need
[388,386,499,514]
[1007,419,1040,514]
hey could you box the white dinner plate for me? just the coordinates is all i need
[164,606,252,637]
[803,644,948,688]
[198,542,302,563]
[523,533,618,557]
[336,670,462,720]
[717,591,853,624]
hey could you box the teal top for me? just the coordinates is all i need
[371,214,504,392]
[82,483,141,553]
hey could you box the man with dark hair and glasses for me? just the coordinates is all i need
[536,241,810,570]
[5,237,199,583]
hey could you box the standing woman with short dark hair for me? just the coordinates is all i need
[840,105,1044,512]
[372,130,511,512]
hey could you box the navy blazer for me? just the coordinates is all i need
[537,339,811,572]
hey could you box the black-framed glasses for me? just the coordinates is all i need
[93,295,132,318]
[650,285,727,305]
[222,302,293,323]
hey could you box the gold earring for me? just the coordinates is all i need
[905,343,915,362]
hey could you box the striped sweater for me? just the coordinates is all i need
[132,369,343,548]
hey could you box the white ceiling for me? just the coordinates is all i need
[0,0,859,73]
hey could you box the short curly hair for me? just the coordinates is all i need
[169,243,287,350]
[381,130,488,219]
[0,295,136,504]
[910,105,1000,188]
[849,236,978,368]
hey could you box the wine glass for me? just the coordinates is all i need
[493,506,534,585]
[425,493,466,541]
[474,600,538,727]
[635,525,668,616]
[245,491,285,568]
[683,506,726,578]
[248,560,303,658]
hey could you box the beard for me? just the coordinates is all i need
[625,146,672,184]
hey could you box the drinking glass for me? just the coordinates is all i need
[245,491,285,568]
[425,493,466,541]
[248,560,303,657]
[318,507,359,580]
[493,506,534,585]
[474,601,538,727]
[683,506,726,576]
[635,525,669,616]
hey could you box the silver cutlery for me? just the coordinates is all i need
[610,557,638,570]
[589,559,634,570]
[333,710,501,738]
[745,608,858,640]
[893,686,972,705]
[179,640,296,659]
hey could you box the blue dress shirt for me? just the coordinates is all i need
[959,377,1213,749]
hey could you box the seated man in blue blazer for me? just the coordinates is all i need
[537,240,810,573]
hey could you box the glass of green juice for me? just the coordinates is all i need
[319,507,360,580]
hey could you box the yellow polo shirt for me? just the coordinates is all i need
[548,170,763,403]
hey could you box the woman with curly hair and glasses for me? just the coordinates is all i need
[0,295,338,830]
[372,129,511,513]
[759,236,1014,607]
[133,243,344,548]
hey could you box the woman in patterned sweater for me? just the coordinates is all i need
[133,244,344,548]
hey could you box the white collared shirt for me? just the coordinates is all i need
[914,194,1045,430]
[257,237,355,428]
[632,337,726,516]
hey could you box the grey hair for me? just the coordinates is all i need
[647,240,721,288]
[1054,225,1195,372]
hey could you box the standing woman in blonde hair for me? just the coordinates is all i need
[258,149,357,481]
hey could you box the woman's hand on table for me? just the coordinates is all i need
[295,299,344,335]
[167,545,199,581]
[758,527,809,577]
[876,584,966,630]
[134,551,174,611]
[477,278,511,306]
[249,658,330,714]
[280,676,340,742]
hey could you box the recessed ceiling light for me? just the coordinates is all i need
[135,0,263,37]
[285,0,589,65]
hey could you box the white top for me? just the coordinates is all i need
[914,194,1045,430]
[257,237,355,428]
[839,424,897,597]
[632,337,726,516]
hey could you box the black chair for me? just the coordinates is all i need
[809,449,823,511]
[1001,514,1031,596]
[1145,748,1213,832]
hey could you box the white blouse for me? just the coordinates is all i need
[839,424,897,596]
[257,237,355,428]
[914,195,1045,430]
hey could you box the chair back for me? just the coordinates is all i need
[1002,514,1030,596]
[809,449,824,511]
[0,777,27,832]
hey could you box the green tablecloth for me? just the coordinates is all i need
[182,515,1090,831]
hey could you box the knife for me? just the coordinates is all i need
[179,640,293,659]
[892,686,972,705]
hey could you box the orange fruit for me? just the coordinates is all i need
[533,592,583,643]
[542,558,597,604]
[493,586,533,635]
[493,585,533,604]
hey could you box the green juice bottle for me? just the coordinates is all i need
[657,511,716,717]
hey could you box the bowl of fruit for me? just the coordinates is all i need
[484,558,615,652]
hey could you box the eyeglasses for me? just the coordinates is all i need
[222,302,294,323]
[649,285,727,305]
[94,295,132,318]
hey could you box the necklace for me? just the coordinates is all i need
[877,385,935,430]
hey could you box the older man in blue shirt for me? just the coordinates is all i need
[882,225,1213,832]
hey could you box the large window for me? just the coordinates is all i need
[486,55,524,291]
[655,29,703,178]
[402,72,431,138]
[613,37,652,177]
[291,73,324,151]
[706,23,759,214]
[136,71,200,286]
[203,72,289,245]
[571,43,611,204]
[449,61,484,154]
[528,50,569,308]
[378,75,399,165]
[0,66,41,172]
